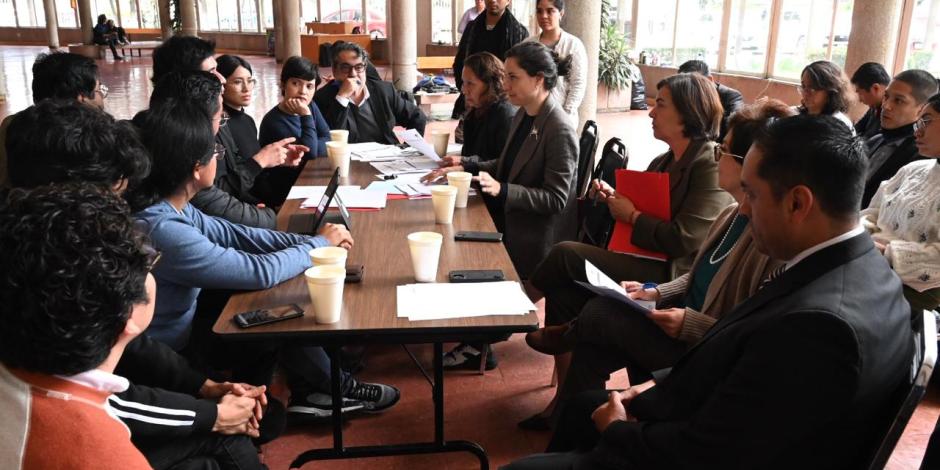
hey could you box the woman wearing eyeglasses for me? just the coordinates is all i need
[797,61,856,133]
[861,93,940,314]
[522,100,793,430]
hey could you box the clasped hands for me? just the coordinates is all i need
[590,380,655,432]
[200,379,268,438]
[589,179,639,224]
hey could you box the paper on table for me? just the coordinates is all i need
[396,281,536,321]
[286,185,359,200]
[395,128,441,161]
[300,186,387,209]
[576,260,655,314]
[371,158,440,175]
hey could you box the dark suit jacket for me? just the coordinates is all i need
[476,97,578,277]
[313,78,427,145]
[633,140,733,279]
[855,106,882,139]
[716,83,744,141]
[862,132,924,208]
[594,233,913,469]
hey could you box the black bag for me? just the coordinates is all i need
[318,42,333,68]
[631,75,648,110]
[577,138,629,247]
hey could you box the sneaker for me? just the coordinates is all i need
[344,380,400,413]
[286,392,365,417]
[442,343,498,371]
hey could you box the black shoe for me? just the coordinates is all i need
[344,380,400,413]
[286,392,364,417]
[518,412,552,431]
[115,55,125,61]
[442,343,498,371]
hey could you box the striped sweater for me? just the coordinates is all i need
[0,364,152,469]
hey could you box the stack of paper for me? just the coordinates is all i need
[349,142,423,162]
[396,281,536,321]
[371,158,440,175]
[291,186,388,210]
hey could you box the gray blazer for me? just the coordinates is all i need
[478,96,578,277]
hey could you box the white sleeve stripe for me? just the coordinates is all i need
[108,395,197,417]
[110,409,195,427]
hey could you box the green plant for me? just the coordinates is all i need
[599,24,637,91]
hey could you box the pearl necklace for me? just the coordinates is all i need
[708,214,743,265]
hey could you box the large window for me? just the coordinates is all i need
[903,0,940,76]
[0,0,17,26]
[365,0,386,38]
[14,0,44,26]
[431,0,453,44]
[240,0,258,32]
[636,0,677,66]
[117,0,140,28]
[674,0,723,67]
[138,0,159,28]
[55,0,77,27]
[724,0,772,74]
[771,0,853,79]
[92,0,117,24]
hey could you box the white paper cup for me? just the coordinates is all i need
[329,129,349,143]
[308,246,348,267]
[431,131,450,158]
[305,265,346,324]
[446,171,472,208]
[326,141,351,177]
[430,185,458,224]
[407,231,443,282]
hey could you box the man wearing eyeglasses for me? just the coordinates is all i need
[314,42,427,144]
[0,52,108,188]
[860,69,938,208]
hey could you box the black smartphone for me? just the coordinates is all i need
[448,269,505,283]
[234,304,304,328]
[346,264,364,283]
[454,231,503,242]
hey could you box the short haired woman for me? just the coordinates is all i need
[255,56,331,206]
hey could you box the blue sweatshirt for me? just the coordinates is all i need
[134,200,329,349]
[258,103,330,158]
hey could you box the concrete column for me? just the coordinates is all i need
[277,0,301,61]
[42,0,59,49]
[273,0,284,62]
[844,0,902,76]
[77,0,93,44]
[390,0,418,91]
[158,0,173,39]
[179,0,197,36]
[563,0,602,130]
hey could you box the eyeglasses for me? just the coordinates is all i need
[914,116,935,133]
[217,111,230,128]
[337,63,366,74]
[210,142,226,161]
[96,83,109,99]
[713,145,745,163]
[228,78,257,89]
[797,85,817,95]
[141,242,161,273]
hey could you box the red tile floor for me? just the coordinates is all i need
[0,45,935,469]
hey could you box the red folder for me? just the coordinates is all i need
[607,169,670,261]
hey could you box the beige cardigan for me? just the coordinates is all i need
[654,204,782,343]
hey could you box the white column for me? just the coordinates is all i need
[390,0,418,91]
[273,0,284,62]
[77,0,93,44]
[179,0,197,36]
[279,0,301,61]
[563,0,602,130]
[42,0,59,49]
[158,0,173,39]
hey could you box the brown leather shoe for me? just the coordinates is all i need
[525,324,573,355]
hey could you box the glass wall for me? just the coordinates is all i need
[903,0,940,76]
[673,0,723,67]
[771,0,853,79]
[431,0,452,44]
[138,0,159,28]
[636,0,677,66]
[14,0,44,27]
[55,0,77,27]
[724,0,772,74]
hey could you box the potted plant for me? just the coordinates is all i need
[598,0,639,111]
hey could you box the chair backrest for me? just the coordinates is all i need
[577,137,629,247]
[865,309,937,470]
[576,120,600,197]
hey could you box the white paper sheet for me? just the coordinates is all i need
[371,158,440,175]
[395,128,442,161]
[286,185,359,201]
[396,281,536,321]
[582,260,656,311]
[295,186,387,209]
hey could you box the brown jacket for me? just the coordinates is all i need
[655,204,783,343]
[632,139,733,279]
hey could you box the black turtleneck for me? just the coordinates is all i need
[879,122,915,142]
[223,104,261,162]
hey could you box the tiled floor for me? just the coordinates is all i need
[0,45,935,469]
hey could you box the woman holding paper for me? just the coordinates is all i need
[517,73,734,430]
[426,42,579,370]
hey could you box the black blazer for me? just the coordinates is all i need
[596,233,914,469]
[313,78,427,145]
[716,83,744,141]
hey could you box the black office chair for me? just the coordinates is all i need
[577,137,629,247]
[864,309,937,469]
[576,120,599,197]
